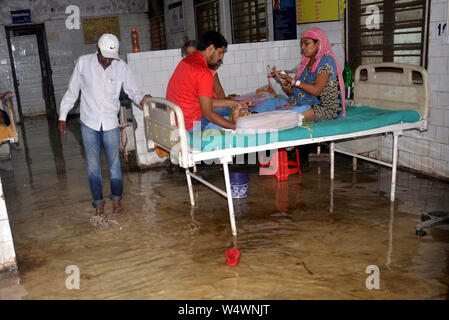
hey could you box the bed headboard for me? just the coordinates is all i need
[143,97,191,168]
[353,63,429,119]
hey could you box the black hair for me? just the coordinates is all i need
[0,110,11,126]
[196,31,228,51]
[181,40,198,57]
[302,38,319,44]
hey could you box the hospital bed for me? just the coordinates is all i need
[142,63,429,236]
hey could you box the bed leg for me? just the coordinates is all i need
[317,144,321,156]
[222,160,237,236]
[390,134,399,202]
[353,157,357,171]
[186,168,195,206]
[330,142,335,180]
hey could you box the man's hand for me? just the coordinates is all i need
[236,100,248,113]
[140,94,152,107]
[230,100,248,113]
[58,120,67,136]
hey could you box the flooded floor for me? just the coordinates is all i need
[0,115,448,299]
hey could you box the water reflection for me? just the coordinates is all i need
[259,176,301,213]
[387,202,395,269]
[47,118,66,179]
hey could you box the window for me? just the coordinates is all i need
[149,0,166,50]
[231,0,268,43]
[348,0,429,68]
[195,0,220,38]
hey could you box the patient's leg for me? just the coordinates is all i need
[250,98,288,113]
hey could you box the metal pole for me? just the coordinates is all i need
[390,134,398,202]
[330,142,335,180]
[222,160,237,236]
[186,169,195,206]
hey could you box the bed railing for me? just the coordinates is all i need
[142,97,192,168]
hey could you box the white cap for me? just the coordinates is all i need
[98,33,120,60]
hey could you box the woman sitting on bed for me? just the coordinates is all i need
[251,27,346,122]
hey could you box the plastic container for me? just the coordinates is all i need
[225,248,241,266]
[229,173,249,198]
[343,61,353,99]
[131,28,140,53]
[259,147,301,181]
[343,61,353,87]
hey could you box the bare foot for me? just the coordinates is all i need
[91,206,105,222]
[233,106,242,124]
[112,200,122,217]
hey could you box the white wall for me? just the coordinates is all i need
[381,0,449,179]
[0,178,17,272]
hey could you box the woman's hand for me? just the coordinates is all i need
[274,71,293,83]
[272,66,295,92]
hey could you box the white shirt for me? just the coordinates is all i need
[59,53,144,131]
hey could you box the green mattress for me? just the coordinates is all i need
[188,106,421,151]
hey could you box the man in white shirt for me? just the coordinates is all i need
[58,33,150,221]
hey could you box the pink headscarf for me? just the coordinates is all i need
[296,27,346,117]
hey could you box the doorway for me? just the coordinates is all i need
[5,24,57,122]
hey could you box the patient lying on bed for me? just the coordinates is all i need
[251,27,346,122]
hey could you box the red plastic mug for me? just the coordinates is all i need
[225,248,241,266]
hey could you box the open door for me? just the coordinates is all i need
[5,24,57,121]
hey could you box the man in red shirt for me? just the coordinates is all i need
[167,31,245,131]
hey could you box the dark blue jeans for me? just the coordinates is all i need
[81,122,122,208]
[189,107,231,133]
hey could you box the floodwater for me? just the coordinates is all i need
[0,115,448,299]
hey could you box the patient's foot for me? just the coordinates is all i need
[233,107,241,123]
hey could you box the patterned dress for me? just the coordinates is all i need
[290,55,342,121]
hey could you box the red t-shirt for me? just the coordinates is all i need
[209,68,218,99]
[166,51,214,131]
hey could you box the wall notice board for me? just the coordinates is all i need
[296,0,340,24]
[82,16,121,44]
